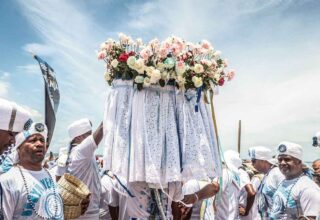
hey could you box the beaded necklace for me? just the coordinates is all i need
[17,165,59,220]
[282,173,304,213]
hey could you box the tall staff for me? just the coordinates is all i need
[238,120,241,154]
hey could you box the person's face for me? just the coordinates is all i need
[278,155,302,179]
[0,129,18,155]
[18,133,47,165]
[73,131,92,145]
[251,159,266,173]
[312,161,320,175]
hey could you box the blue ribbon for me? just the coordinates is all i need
[195,87,203,112]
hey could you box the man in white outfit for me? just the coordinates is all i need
[270,142,320,219]
[56,118,103,219]
[0,98,31,174]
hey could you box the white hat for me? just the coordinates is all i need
[224,150,242,174]
[277,141,303,161]
[0,98,32,132]
[15,122,48,149]
[248,146,275,164]
[67,118,92,141]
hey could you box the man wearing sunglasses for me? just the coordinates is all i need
[248,146,284,219]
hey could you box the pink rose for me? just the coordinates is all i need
[171,43,181,55]
[140,47,152,61]
[159,48,168,58]
[97,51,106,60]
[226,69,235,81]
[201,40,211,50]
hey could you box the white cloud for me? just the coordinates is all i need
[0,71,10,98]
[16,64,40,75]
[23,43,57,56]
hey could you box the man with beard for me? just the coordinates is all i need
[0,122,64,219]
[0,98,31,174]
[312,159,320,187]
[270,142,320,220]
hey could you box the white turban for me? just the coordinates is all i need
[0,98,32,132]
[68,118,92,141]
[224,150,242,174]
[15,122,48,149]
[11,122,48,164]
[277,141,303,161]
[248,146,275,164]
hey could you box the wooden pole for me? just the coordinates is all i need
[238,120,241,154]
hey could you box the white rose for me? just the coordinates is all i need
[104,72,112,81]
[194,64,204,74]
[111,59,119,68]
[134,59,145,74]
[214,50,221,57]
[127,56,136,68]
[145,66,155,77]
[144,77,151,87]
[161,71,168,80]
[157,62,165,72]
[192,76,203,88]
[177,75,186,84]
[135,75,144,84]
[152,69,161,80]
[136,38,143,46]
[213,73,220,81]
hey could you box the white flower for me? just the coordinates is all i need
[192,76,203,88]
[214,50,221,57]
[177,75,186,84]
[175,61,186,75]
[134,59,145,74]
[145,66,155,77]
[161,71,168,80]
[111,59,119,68]
[213,73,220,81]
[150,69,161,84]
[136,38,143,46]
[118,32,129,43]
[127,56,136,68]
[144,77,151,87]
[104,72,112,81]
[156,62,165,72]
[135,75,144,84]
[194,63,204,74]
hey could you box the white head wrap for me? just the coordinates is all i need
[277,141,303,161]
[11,122,48,164]
[248,146,275,164]
[15,122,48,149]
[0,98,32,132]
[67,118,92,141]
[224,150,242,174]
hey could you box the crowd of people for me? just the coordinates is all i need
[0,97,320,220]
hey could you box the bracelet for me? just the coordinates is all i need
[194,193,199,203]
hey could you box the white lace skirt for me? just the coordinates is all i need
[103,80,221,185]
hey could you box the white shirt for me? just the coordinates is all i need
[258,166,284,218]
[182,179,215,220]
[215,168,241,220]
[68,135,101,219]
[270,175,320,219]
[0,166,64,220]
[240,175,262,220]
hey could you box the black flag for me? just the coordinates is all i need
[33,55,60,145]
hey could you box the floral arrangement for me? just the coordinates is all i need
[98,33,235,91]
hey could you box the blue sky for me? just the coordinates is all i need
[1,0,320,161]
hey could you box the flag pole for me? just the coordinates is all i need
[237,120,241,154]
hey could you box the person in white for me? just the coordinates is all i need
[243,146,277,220]
[238,164,256,218]
[179,150,242,220]
[248,146,284,219]
[270,142,320,220]
[0,98,31,174]
[56,118,103,219]
[0,122,64,219]
[180,179,217,219]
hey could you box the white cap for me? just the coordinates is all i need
[0,98,32,132]
[248,146,275,164]
[15,122,48,149]
[224,150,242,174]
[277,141,303,161]
[67,118,92,141]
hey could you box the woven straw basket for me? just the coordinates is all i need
[58,173,91,220]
